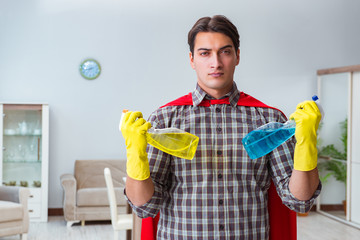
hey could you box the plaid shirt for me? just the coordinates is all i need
[127,83,321,240]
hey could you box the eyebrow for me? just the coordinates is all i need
[197,45,233,52]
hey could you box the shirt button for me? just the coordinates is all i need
[216,108,221,113]
[218,173,223,179]
[219,199,224,205]
[216,127,222,132]
[217,150,222,156]
[219,225,224,230]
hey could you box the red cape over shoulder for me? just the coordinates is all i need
[141,92,296,240]
[161,92,277,109]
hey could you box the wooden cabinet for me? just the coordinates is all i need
[0,103,49,222]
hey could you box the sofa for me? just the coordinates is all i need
[0,186,31,240]
[60,159,130,227]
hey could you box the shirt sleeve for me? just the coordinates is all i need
[268,111,322,213]
[124,110,172,218]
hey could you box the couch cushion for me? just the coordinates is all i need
[77,187,127,207]
[0,201,23,223]
[74,160,126,189]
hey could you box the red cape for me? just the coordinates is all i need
[141,92,297,240]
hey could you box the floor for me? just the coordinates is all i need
[0,217,126,240]
[1,212,360,240]
[297,212,360,240]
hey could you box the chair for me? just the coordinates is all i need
[104,167,133,240]
[60,159,130,227]
[0,186,31,240]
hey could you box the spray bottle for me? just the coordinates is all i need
[242,95,324,159]
[120,110,199,160]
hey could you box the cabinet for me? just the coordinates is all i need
[0,103,49,222]
[316,64,360,229]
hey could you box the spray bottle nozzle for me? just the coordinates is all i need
[312,95,319,101]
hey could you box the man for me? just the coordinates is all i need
[121,15,321,239]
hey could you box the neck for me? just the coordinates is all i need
[199,83,233,99]
[206,90,228,99]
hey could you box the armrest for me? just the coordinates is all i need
[60,173,76,182]
[18,187,31,205]
[0,186,30,233]
[0,186,21,202]
[19,187,31,233]
[60,174,77,221]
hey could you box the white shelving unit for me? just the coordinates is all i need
[0,103,49,222]
[317,65,360,229]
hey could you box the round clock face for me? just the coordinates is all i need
[79,59,101,80]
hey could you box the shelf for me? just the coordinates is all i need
[1,103,49,222]
[319,156,347,163]
[2,184,42,188]
[3,134,42,137]
[3,160,42,163]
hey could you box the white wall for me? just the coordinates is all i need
[1,0,360,208]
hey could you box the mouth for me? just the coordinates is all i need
[209,72,224,77]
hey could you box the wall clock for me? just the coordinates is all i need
[79,58,101,80]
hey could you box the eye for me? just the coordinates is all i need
[221,49,231,55]
[199,51,209,56]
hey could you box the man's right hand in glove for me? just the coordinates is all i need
[121,111,152,181]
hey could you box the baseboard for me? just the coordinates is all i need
[319,204,344,211]
[48,208,63,216]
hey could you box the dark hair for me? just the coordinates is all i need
[188,15,240,56]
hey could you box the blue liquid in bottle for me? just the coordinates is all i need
[242,121,296,159]
[242,95,323,159]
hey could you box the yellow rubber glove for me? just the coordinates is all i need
[289,101,322,171]
[120,111,152,180]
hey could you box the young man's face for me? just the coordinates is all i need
[190,32,240,98]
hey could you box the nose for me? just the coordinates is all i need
[210,54,223,69]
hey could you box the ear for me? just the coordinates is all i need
[236,49,240,65]
[189,52,195,69]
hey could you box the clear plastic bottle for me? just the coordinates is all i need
[119,110,199,160]
[242,96,323,159]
